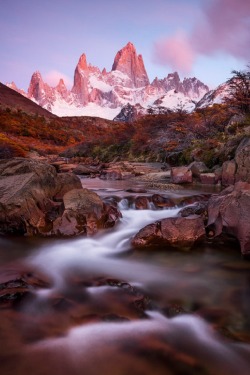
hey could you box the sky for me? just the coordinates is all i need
[0,0,249,91]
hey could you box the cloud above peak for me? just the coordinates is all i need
[44,70,73,89]
[153,0,250,73]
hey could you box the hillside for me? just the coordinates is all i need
[0,82,56,118]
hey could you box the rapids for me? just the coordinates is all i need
[0,179,250,375]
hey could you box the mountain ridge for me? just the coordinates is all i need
[7,42,211,120]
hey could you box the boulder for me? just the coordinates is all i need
[199,173,216,185]
[179,202,208,219]
[51,189,121,237]
[0,158,59,235]
[207,182,250,255]
[73,164,100,176]
[54,172,83,200]
[0,158,121,237]
[152,194,175,209]
[213,166,222,184]
[132,216,205,251]
[134,196,150,210]
[170,167,192,184]
[188,161,209,178]
[221,160,236,186]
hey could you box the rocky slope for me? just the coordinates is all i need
[7,42,209,120]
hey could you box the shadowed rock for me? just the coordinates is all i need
[207,182,250,255]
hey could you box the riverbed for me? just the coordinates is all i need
[0,176,250,375]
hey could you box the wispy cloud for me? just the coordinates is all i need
[153,0,250,73]
[44,70,73,89]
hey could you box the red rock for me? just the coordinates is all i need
[200,173,216,185]
[170,167,192,184]
[134,196,149,210]
[112,42,149,88]
[152,194,175,208]
[132,216,205,250]
[207,182,250,255]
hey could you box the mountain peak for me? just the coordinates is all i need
[111,42,149,88]
[77,53,88,71]
[124,41,136,50]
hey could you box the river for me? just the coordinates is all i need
[0,176,250,375]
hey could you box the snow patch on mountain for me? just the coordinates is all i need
[50,98,121,120]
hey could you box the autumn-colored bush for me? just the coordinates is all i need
[0,133,27,158]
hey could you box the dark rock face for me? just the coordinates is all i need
[132,216,205,251]
[0,158,121,237]
[207,182,250,255]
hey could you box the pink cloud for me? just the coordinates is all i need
[153,0,250,72]
[193,0,250,59]
[44,70,72,89]
[154,31,195,73]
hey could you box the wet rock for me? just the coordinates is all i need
[73,164,100,176]
[179,202,208,218]
[100,169,123,180]
[152,194,175,208]
[134,196,150,210]
[199,173,216,185]
[207,182,250,255]
[126,188,147,193]
[132,216,205,251]
[170,166,192,184]
[51,189,121,236]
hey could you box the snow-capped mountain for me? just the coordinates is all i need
[7,42,210,120]
[196,82,229,109]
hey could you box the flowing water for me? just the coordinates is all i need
[0,178,250,375]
